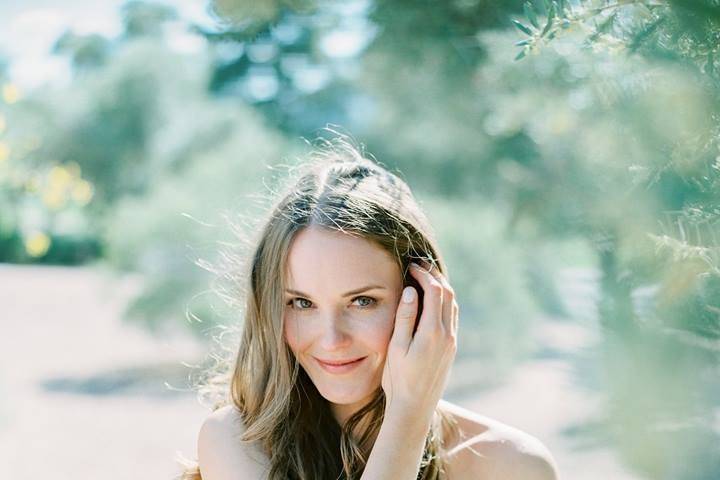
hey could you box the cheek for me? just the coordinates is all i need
[360,305,396,353]
[283,312,303,354]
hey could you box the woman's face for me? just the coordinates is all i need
[283,226,404,421]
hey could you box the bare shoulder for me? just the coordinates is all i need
[197,404,270,480]
[439,400,559,480]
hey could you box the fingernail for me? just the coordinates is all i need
[409,262,420,269]
[402,286,416,303]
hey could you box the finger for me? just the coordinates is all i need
[418,260,455,333]
[409,262,444,335]
[452,300,458,337]
[390,285,418,352]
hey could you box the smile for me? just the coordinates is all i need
[314,356,367,374]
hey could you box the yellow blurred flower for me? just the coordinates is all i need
[2,83,21,104]
[25,231,51,257]
[42,188,67,210]
[72,179,94,206]
[0,142,9,162]
[49,165,72,189]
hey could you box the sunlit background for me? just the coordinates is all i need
[1,1,719,478]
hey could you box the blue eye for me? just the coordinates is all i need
[353,296,377,308]
[288,298,313,310]
[286,296,377,310]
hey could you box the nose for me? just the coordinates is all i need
[318,313,352,351]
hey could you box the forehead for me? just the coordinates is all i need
[285,226,401,292]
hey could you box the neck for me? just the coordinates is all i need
[329,388,384,427]
[330,399,366,427]
[329,394,383,454]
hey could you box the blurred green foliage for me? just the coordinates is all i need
[423,197,541,373]
[508,1,720,477]
[0,73,100,263]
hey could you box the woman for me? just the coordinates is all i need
[180,138,558,479]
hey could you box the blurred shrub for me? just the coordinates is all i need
[422,196,541,378]
[0,80,98,264]
[506,3,720,476]
[103,107,289,335]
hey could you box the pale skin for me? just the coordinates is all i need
[198,226,559,479]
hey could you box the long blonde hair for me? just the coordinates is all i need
[179,136,458,479]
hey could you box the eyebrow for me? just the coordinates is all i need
[285,285,387,298]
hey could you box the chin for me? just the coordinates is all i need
[305,369,377,405]
[313,380,372,404]
[321,389,370,405]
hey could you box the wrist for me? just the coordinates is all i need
[383,404,433,439]
[360,403,432,479]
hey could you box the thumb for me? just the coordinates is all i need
[391,286,418,350]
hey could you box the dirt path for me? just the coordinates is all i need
[0,265,641,479]
[0,264,206,479]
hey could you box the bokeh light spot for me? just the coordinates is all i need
[2,83,21,103]
[25,231,51,257]
[72,180,94,206]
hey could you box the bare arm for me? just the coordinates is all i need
[359,408,431,479]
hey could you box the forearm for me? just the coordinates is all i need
[360,410,431,480]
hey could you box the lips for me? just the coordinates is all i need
[317,357,365,365]
[314,356,367,374]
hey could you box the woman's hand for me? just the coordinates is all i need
[361,262,458,479]
[381,260,458,428]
